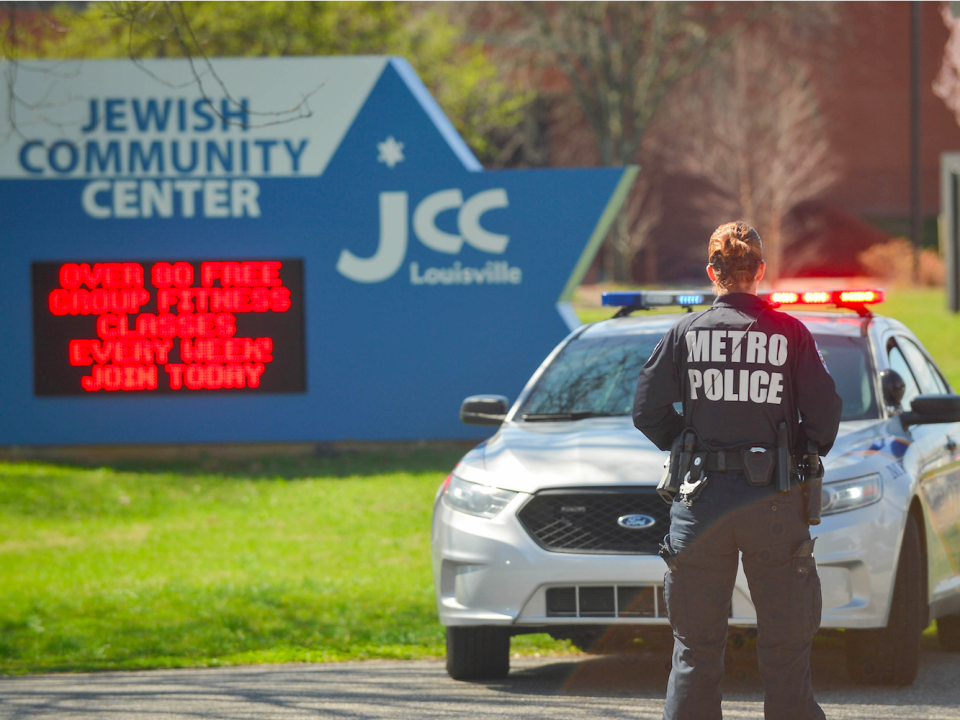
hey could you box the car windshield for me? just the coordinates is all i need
[812,334,878,421]
[518,327,878,422]
[519,332,662,419]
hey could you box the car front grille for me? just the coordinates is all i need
[517,487,668,554]
[546,585,666,618]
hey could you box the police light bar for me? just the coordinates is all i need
[602,288,885,319]
[602,290,715,310]
[762,289,885,307]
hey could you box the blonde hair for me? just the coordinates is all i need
[708,221,763,292]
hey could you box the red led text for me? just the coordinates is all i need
[45,259,293,393]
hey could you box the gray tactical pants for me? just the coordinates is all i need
[660,471,825,720]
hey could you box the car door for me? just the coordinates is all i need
[893,335,960,613]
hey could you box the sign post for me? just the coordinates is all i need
[941,152,960,313]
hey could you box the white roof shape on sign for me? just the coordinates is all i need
[0,56,485,178]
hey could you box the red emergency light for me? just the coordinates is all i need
[837,290,884,304]
[762,289,885,312]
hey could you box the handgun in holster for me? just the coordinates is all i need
[800,441,823,526]
[657,429,696,505]
[776,422,793,493]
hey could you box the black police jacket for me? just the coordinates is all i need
[632,293,842,455]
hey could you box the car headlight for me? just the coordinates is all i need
[443,475,517,518]
[821,474,882,516]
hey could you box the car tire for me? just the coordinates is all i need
[845,513,924,685]
[937,614,960,651]
[445,626,510,680]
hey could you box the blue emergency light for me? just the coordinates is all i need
[601,290,715,310]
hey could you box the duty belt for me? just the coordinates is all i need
[704,451,744,472]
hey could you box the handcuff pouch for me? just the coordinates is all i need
[741,446,775,486]
[657,429,697,505]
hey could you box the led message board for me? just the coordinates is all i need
[33,260,304,395]
[0,57,633,445]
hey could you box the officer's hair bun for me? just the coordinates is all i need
[708,221,763,291]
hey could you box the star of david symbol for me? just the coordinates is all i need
[377,136,405,168]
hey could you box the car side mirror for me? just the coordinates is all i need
[900,395,960,426]
[880,369,906,409]
[460,395,509,426]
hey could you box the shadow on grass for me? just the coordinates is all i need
[112,447,472,481]
[0,446,471,519]
[4,445,475,482]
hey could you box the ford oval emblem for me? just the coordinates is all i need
[618,513,656,529]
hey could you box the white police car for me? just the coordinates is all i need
[432,289,960,684]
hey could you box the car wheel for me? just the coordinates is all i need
[845,513,924,685]
[937,614,960,651]
[445,626,510,680]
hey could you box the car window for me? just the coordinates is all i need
[888,344,921,410]
[813,335,879,421]
[520,333,662,417]
[899,337,948,394]
[926,358,949,394]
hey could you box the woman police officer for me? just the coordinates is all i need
[632,221,842,720]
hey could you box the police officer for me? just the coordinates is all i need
[633,221,842,720]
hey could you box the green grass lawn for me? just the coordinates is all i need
[576,286,960,388]
[0,451,570,674]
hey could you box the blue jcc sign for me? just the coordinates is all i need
[0,57,635,445]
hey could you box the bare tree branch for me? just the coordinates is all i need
[667,33,840,282]
[473,2,747,281]
[934,4,960,129]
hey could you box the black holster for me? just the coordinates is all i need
[776,422,792,493]
[801,441,824,526]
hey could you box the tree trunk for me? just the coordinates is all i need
[765,212,783,285]
[643,243,658,283]
[605,209,632,284]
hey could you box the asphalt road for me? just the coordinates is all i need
[2,640,959,719]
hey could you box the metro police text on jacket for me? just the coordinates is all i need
[686,329,788,405]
